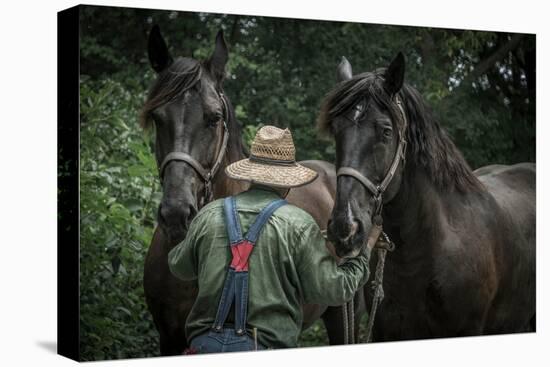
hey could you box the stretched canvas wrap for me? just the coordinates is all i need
[58,4,536,362]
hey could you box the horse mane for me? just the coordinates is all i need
[140,57,202,129]
[140,56,248,160]
[219,92,249,162]
[318,70,484,193]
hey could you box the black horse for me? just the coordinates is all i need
[320,53,535,340]
[141,26,364,355]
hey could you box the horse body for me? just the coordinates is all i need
[369,162,535,341]
[321,54,535,342]
[475,163,536,333]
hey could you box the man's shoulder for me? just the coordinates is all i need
[191,198,224,223]
[271,203,323,255]
[192,196,319,231]
[272,203,319,230]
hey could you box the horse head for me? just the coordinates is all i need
[142,25,230,244]
[320,53,408,258]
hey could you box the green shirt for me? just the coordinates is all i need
[168,187,371,349]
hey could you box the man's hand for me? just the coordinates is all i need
[365,223,383,252]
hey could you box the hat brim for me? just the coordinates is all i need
[225,159,319,188]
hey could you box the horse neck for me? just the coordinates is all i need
[382,163,446,249]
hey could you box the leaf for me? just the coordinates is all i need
[116,306,133,318]
[123,198,142,213]
[127,165,149,177]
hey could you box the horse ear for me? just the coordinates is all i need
[148,25,173,73]
[336,56,353,82]
[384,52,405,95]
[207,30,229,83]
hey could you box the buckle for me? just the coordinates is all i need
[212,325,223,332]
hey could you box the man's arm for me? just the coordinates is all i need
[294,220,371,306]
[167,216,203,281]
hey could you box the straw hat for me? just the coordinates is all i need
[225,126,318,188]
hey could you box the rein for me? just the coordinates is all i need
[336,95,407,216]
[158,76,230,208]
[337,94,407,344]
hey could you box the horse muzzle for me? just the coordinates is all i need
[157,199,197,243]
[327,215,367,258]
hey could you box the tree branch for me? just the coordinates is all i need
[461,33,524,87]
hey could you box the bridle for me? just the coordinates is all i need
[159,94,229,208]
[158,71,230,208]
[336,94,408,219]
[335,92,407,345]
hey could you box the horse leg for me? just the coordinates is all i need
[321,306,345,345]
[159,327,186,356]
[147,297,187,356]
[321,306,344,345]
[322,292,365,345]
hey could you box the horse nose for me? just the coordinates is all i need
[158,201,197,230]
[328,217,359,242]
[328,202,360,243]
[349,220,359,237]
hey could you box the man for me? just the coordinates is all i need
[168,125,371,353]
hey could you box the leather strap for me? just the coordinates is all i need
[337,95,407,203]
[337,166,380,196]
[154,63,231,208]
[158,93,230,184]
[212,197,287,335]
[210,119,230,181]
[157,91,230,208]
[160,151,210,182]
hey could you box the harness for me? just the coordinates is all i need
[211,196,287,336]
[158,65,230,208]
[336,95,407,218]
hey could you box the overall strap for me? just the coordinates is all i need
[212,197,287,335]
[223,196,243,244]
[244,199,287,243]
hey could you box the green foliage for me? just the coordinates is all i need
[77,5,535,361]
[79,77,161,360]
[297,320,329,347]
[80,7,535,169]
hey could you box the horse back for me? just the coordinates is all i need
[474,162,535,332]
[475,162,535,244]
[287,160,336,229]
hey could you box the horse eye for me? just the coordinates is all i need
[382,127,393,138]
[206,114,222,127]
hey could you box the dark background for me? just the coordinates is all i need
[77,5,535,360]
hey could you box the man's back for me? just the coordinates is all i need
[169,186,317,348]
[169,186,370,349]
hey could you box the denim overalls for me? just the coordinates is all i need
[189,196,287,353]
